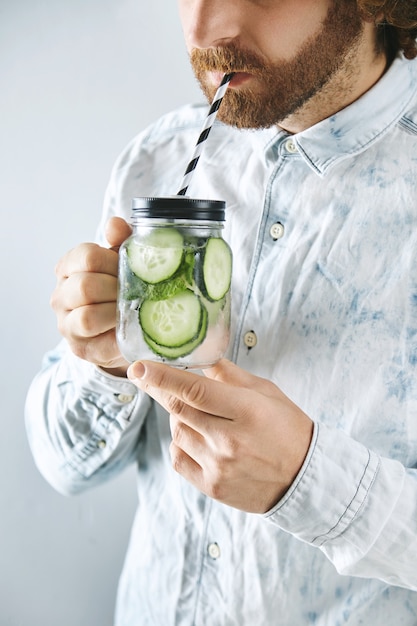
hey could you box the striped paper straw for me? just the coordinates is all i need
[177,72,234,196]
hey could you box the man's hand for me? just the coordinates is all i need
[127,358,314,513]
[50,216,132,376]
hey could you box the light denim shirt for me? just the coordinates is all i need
[26,54,417,625]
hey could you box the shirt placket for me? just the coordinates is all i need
[232,137,301,369]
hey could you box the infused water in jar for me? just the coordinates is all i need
[117,196,232,369]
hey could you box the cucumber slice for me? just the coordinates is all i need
[127,228,184,284]
[143,306,208,359]
[201,237,232,301]
[139,289,205,347]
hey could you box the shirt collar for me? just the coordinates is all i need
[292,54,417,176]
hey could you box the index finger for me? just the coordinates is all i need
[127,360,244,419]
[55,243,119,280]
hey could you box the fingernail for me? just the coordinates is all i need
[127,361,145,381]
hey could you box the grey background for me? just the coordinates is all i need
[0,1,201,624]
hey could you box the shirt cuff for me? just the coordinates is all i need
[264,421,380,546]
[54,350,139,428]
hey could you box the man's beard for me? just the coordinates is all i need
[190,2,364,129]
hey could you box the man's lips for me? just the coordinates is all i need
[208,70,253,88]
[229,72,253,87]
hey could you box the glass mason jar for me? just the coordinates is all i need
[117,196,232,369]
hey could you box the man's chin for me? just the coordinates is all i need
[215,94,283,130]
[216,110,276,131]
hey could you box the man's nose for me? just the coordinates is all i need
[184,0,242,49]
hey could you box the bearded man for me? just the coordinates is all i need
[26,2,417,624]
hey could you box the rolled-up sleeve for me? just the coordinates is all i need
[25,341,152,495]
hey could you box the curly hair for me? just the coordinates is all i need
[357,0,417,59]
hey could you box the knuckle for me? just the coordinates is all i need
[54,307,70,338]
[205,454,230,499]
[54,248,76,279]
[170,442,185,474]
[220,430,240,459]
[82,243,108,273]
[205,438,241,501]
[206,473,225,501]
[76,273,95,303]
[77,305,98,336]
[166,394,187,417]
[170,419,185,446]
[54,251,71,279]
[214,453,230,479]
[183,378,208,407]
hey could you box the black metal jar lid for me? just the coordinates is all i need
[131,196,225,221]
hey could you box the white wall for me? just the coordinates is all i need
[0,2,201,624]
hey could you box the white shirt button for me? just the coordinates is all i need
[97,439,107,449]
[207,542,221,559]
[284,138,298,153]
[116,393,134,403]
[244,331,257,348]
[270,222,285,240]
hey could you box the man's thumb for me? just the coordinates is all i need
[105,216,132,249]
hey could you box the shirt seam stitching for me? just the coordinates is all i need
[312,453,380,546]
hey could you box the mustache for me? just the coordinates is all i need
[190,45,267,74]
